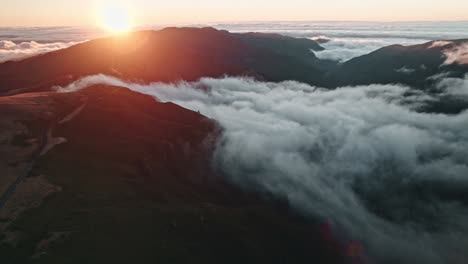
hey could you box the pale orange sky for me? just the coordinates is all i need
[1,0,467,27]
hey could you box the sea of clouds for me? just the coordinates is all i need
[0,40,79,61]
[56,73,468,264]
[0,26,102,61]
[214,21,468,62]
[2,21,468,62]
[3,21,468,263]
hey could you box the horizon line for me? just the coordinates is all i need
[1,19,468,28]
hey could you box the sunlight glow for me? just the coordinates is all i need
[97,2,133,34]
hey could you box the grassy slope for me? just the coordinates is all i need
[0,86,345,264]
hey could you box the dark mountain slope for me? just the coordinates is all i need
[0,86,347,264]
[0,27,326,96]
[236,32,324,62]
[327,39,468,88]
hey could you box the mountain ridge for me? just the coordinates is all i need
[0,27,327,96]
[1,27,467,96]
[0,84,347,263]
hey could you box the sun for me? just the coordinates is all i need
[97,2,133,34]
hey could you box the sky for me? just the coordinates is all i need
[1,0,468,27]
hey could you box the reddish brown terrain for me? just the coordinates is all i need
[0,85,346,263]
[2,27,466,264]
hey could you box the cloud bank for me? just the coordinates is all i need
[57,75,468,264]
[429,40,452,49]
[0,40,78,61]
[217,21,468,62]
[311,37,425,62]
[437,74,468,96]
[444,43,468,65]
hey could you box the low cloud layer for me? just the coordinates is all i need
[444,43,468,65]
[57,75,468,264]
[0,40,78,61]
[218,21,468,62]
[217,21,468,41]
[429,40,452,49]
[311,37,426,62]
[395,66,416,74]
[437,74,468,95]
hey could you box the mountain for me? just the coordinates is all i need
[0,85,347,263]
[327,39,468,88]
[1,27,468,263]
[0,27,326,96]
[1,28,467,95]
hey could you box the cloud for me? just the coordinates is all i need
[429,40,452,49]
[56,75,468,264]
[395,66,416,74]
[215,21,468,62]
[436,74,468,96]
[310,35,331,43]
[215,21,468,42]
[443,43,468,65]
[0,40,16,49]
[311,36,428,62]
[0,26,106,42]
[0,40,79,62]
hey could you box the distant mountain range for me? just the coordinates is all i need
[0,27,325,96]
[1,27,467,96]
[328,39,468,88]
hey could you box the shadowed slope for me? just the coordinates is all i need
[328,39,468,88]
[0,85,346,264]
